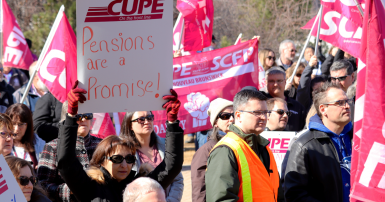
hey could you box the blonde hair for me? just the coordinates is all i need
[258,49,276,71]
[286,62,306,89]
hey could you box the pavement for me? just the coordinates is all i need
[180,135,196,202]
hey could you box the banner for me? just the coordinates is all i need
[260,131,297,177]
[0,155,28,202]
[350,0,385,201]
[77,0,173,113]
[91,113,116,139]
[38,11,77,103]
[1,0,33,70]
[321,0,365,26]
[302,6,362,58]
[176,0,214,51]
[153,39,259,137]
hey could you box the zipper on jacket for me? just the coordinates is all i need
[329,139,340,161]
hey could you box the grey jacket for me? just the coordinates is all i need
[133,135,184,202]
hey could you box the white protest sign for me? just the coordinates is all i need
[0,155,28,202]
[77,0,173,113]
[260,131,297,177]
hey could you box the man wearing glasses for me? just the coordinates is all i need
[206,90,281,201]
[265,98,290,131]
[284,82,353,202]
[276,39,297,70]
[329,60,355,93]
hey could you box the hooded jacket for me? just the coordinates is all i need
[57,115,184,202]
[284,114,352,202]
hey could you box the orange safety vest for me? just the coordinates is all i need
[211,132,279,202]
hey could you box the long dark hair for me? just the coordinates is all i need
[119,111,158,148]
[5,156,47,200]
[6,104,35,152]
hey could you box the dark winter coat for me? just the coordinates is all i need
[57,115,184,202]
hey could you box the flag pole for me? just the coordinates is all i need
[288,6,322,84]
[314,5,323,58]
[234,33,242,45]
[20,5,65,104]
[177,19,185,50]
[0,0,3,64]
[353,0,364,17]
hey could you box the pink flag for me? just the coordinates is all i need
[176,0,214,51]
[1,0,33,70]
[321,0,365,26]
[350,0,385,201]
[154,39,260,137]
[173,13,195,56]
[302,6,362,58]
[38,12,77,103]
[91,113,116,139]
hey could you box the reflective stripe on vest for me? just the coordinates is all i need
[211,132,279,202]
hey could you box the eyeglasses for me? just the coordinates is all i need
[0,132,17,139]
[322,99,353,107]
[270,109,292,117]
[217,112,234,120]
[295,73,302,77]
[289,49,297,53]
[239,110,270,117]
[267,56,276,61]
[329,75,350,82]
[75,113,93,121]
[13,122,27,127]
[267,80,285,84]
[107,154,136,164]
[18,176,37,186]
[131,115,154,124]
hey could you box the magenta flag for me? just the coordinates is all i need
[321,0,364,26]
[2,0,33,70]
[176,0,214,51]
[91,113,116,139]
[350,0,385,201]
[38,13,77,103]
[153,39,259,137]
[302,5,362,58]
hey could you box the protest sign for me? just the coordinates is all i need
[76,0,173,113]
[0,155,28,202]
[260,131,297,177]
[152,39,260,137]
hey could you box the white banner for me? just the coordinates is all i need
[260,131,297,177]
[0,155,28,202]
[77,0,173,113]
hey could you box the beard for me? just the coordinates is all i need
[37,79,49,93]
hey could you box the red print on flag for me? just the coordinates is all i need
[1,0,33,70]
[302,5,362,58]
[153,39,260,137]
[350,0,385,201]
[38,12,77,103]
[176,0,214,51]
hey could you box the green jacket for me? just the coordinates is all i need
[205,124,272,202]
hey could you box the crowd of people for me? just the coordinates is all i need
[0,37,357,202]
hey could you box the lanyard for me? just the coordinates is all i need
[12,146,27,160]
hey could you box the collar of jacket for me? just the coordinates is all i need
[100,166,136,188]
[308,114,353,139]
[229,124,270,147]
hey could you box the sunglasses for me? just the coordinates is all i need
[329,75,350,82]
[295,73,302,77]
[75,113,93,121]
[0,131,17,139]
[107,154,136,164]
[18,176,38,186]
[270,109,292,116]
[131,115,154,124]
[267,56,276,61]
[217,112,234,120]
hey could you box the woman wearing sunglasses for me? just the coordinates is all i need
[57,82,183,202]
[6,156,51,202]
[258,49,277,71]
[191,98,234,202]
[285,62,306,99]
[120,89,184,202]
[6,104,46,169]
[0,113,14,156]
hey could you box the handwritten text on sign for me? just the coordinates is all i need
[77,0,173,113]
[0,155,28,202]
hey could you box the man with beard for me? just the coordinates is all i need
[265,98,290,131]
[276,40,296,70]
[13,62,48,113]
[284,82,353,202]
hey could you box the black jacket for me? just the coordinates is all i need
[284,129,343,202]
[33,92,63,142]
[0,80,15,108]
[296,64,314,114]
[57,115,184,202]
